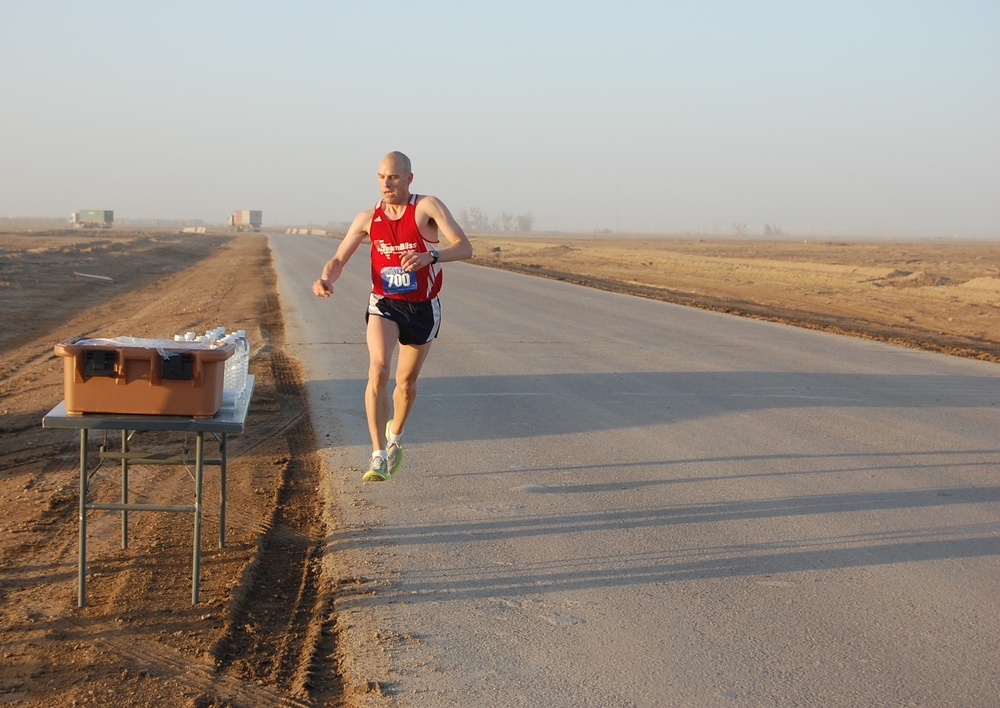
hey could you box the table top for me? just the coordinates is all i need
[42,376,254,433]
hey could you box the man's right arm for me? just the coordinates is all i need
[313,209,372,297]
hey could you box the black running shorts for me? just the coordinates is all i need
[366,293,441,345]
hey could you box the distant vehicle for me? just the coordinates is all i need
[71,210,113,229]
[229,210,262,232]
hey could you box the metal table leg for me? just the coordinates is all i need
[78,428,88,608]
[121,429,129,549]
[192,431,204,604]
[219,432,227,548]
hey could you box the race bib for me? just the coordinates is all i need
[380,266,417,295]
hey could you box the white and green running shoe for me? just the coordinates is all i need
[362,453,389,482]
[385,420,404,477]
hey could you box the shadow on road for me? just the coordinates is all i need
[308,369,1000,444]
[329,478,1000,604]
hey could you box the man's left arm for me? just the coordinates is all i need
[422,196,474,263]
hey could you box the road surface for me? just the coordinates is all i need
[269,232,999,707]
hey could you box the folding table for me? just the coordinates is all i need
[41,376,254,606]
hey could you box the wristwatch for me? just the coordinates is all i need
[430,250,440,264]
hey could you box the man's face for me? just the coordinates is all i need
[378,159,412,205]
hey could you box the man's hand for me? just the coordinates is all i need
[313,278,334,297]
[399,250,432,272]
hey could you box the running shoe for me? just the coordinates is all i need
[385,419,404,477]
[362,453,389,482]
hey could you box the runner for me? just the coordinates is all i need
[312,151,473,481]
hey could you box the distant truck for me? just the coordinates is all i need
[71,210,113,229]
[229,210,262,232]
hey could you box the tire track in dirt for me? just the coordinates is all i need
[207,321,342,701]
[75,623,314,707]
[0,453,83,614]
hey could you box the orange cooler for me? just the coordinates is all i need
[54,338,236,417]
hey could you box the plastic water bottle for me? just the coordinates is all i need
[220,330,248,407]
[221,336,236,407]
[221,334,236,407]
[233,331,249,403]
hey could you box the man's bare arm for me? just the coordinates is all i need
[312,209,373,297]
[421,195,473,262]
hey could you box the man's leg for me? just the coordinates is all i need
[390,340,433,437]
[366,314,399,452]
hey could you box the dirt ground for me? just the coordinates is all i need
[0,232,342,706]
[1,230,998,707]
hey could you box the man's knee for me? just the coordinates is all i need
[368,359,391,386]
[395,376,418,399]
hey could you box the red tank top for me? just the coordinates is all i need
[369,194,442,301]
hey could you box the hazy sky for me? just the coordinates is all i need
[2,1,997,235]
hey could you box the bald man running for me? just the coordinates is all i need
[313,151,474,481]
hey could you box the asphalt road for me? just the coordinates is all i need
[268,232,1000,707]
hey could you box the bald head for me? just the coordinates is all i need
[378,151,414,205]
[382,151,411,175]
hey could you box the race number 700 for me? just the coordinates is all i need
[381,266,417,294]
